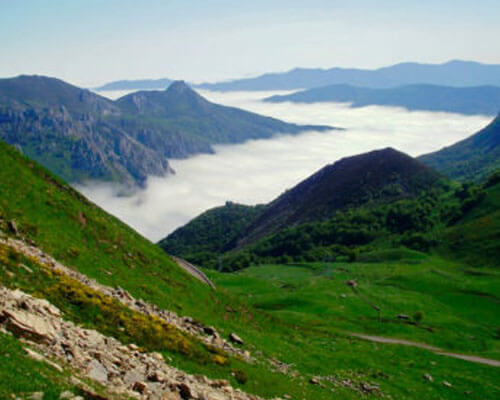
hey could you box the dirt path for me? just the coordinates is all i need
[171,256,216,289]
[350,333,500,367]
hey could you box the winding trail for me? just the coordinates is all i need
[350,333,500,367]
[171,255,216,289]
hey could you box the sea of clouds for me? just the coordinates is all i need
[79,90,492,242]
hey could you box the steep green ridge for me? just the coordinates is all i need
[160,148,448,267]
[264,84,500,116]
[235,148,445,247]
[0,76,334,186]
[160,148,499,272]
[419,114,500,182]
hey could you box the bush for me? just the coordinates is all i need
[232,369,248,384]
[413,311,424,324]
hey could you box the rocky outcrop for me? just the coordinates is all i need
[0,236,251,361]
[0,286,265,400]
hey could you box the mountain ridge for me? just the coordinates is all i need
[0,75,335,186]
[419,114,500,181]
[160,147,446,261]
[196,60,500,91]
[264,83,500,116]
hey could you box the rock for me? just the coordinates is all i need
[346,280,357,287]
[148,371,167,382]
[229,333,244,345]
[24,347,45,362]
[423,373,434,382]
[210,379,230,389]
[178,383,192,399]
[309,377,320,385]
[3,309,56,343]
[8,220,19,235]
[340,293,346,298]
[59,391,75,399]
[29,393,44,400]
[123,367,146,385]
[19,264,33,274]
[442,381,453,387]
[204,326,217,336]
[86,359,108,383]
[132,381,148,394]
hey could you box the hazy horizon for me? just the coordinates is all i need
[2,1,500,87]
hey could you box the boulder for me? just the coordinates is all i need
[8,220,19,235]
[132,381,148,394]
[3,309,56,343]
[178,383,192,399]
[229,333,244,345]
[86,359,108,383]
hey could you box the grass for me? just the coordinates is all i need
[1,138,499,399]
[0,332,110,400]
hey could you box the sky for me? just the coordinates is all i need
[77,90,491,241]
[2,0,500,87]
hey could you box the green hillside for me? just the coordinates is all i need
[1,138,499,399]
[419,114,500,182]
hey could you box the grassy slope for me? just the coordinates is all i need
[419,115,500,182]
[1,139,499,399]
[207,256,500,398]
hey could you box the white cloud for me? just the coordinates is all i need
[76,91,491,242]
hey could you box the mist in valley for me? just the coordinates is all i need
[78,90,491,242]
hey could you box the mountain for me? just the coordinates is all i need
[160,148,446,264]
[419,114,500,182]
[232,148,445,247]
[0,76,334,186]
[0,75,171,187]
[0,134,332,400]
[2,120,499,400]
[197,60,500,91]
[264,84,500,116]
[95,78,173,91]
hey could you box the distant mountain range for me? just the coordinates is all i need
[197,60,500,92]
[93,60,500,92]
[0,76,334,186]
[419,114,500,181]
[264,84,500,116]
[95,78,173,91]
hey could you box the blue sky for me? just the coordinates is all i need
[2,0,500,86]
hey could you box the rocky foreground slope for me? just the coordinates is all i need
[0,234,267,400]
[0,286,260,400]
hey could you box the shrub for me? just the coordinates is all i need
[232,369,248,384]
[413,311,424,324]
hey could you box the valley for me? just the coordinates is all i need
[1,5,500,397]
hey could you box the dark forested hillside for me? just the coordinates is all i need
[159,148,472,270]
[234,148,444,247]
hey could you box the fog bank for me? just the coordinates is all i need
[78,91,491,242]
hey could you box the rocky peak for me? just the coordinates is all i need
[166,80,192,94]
